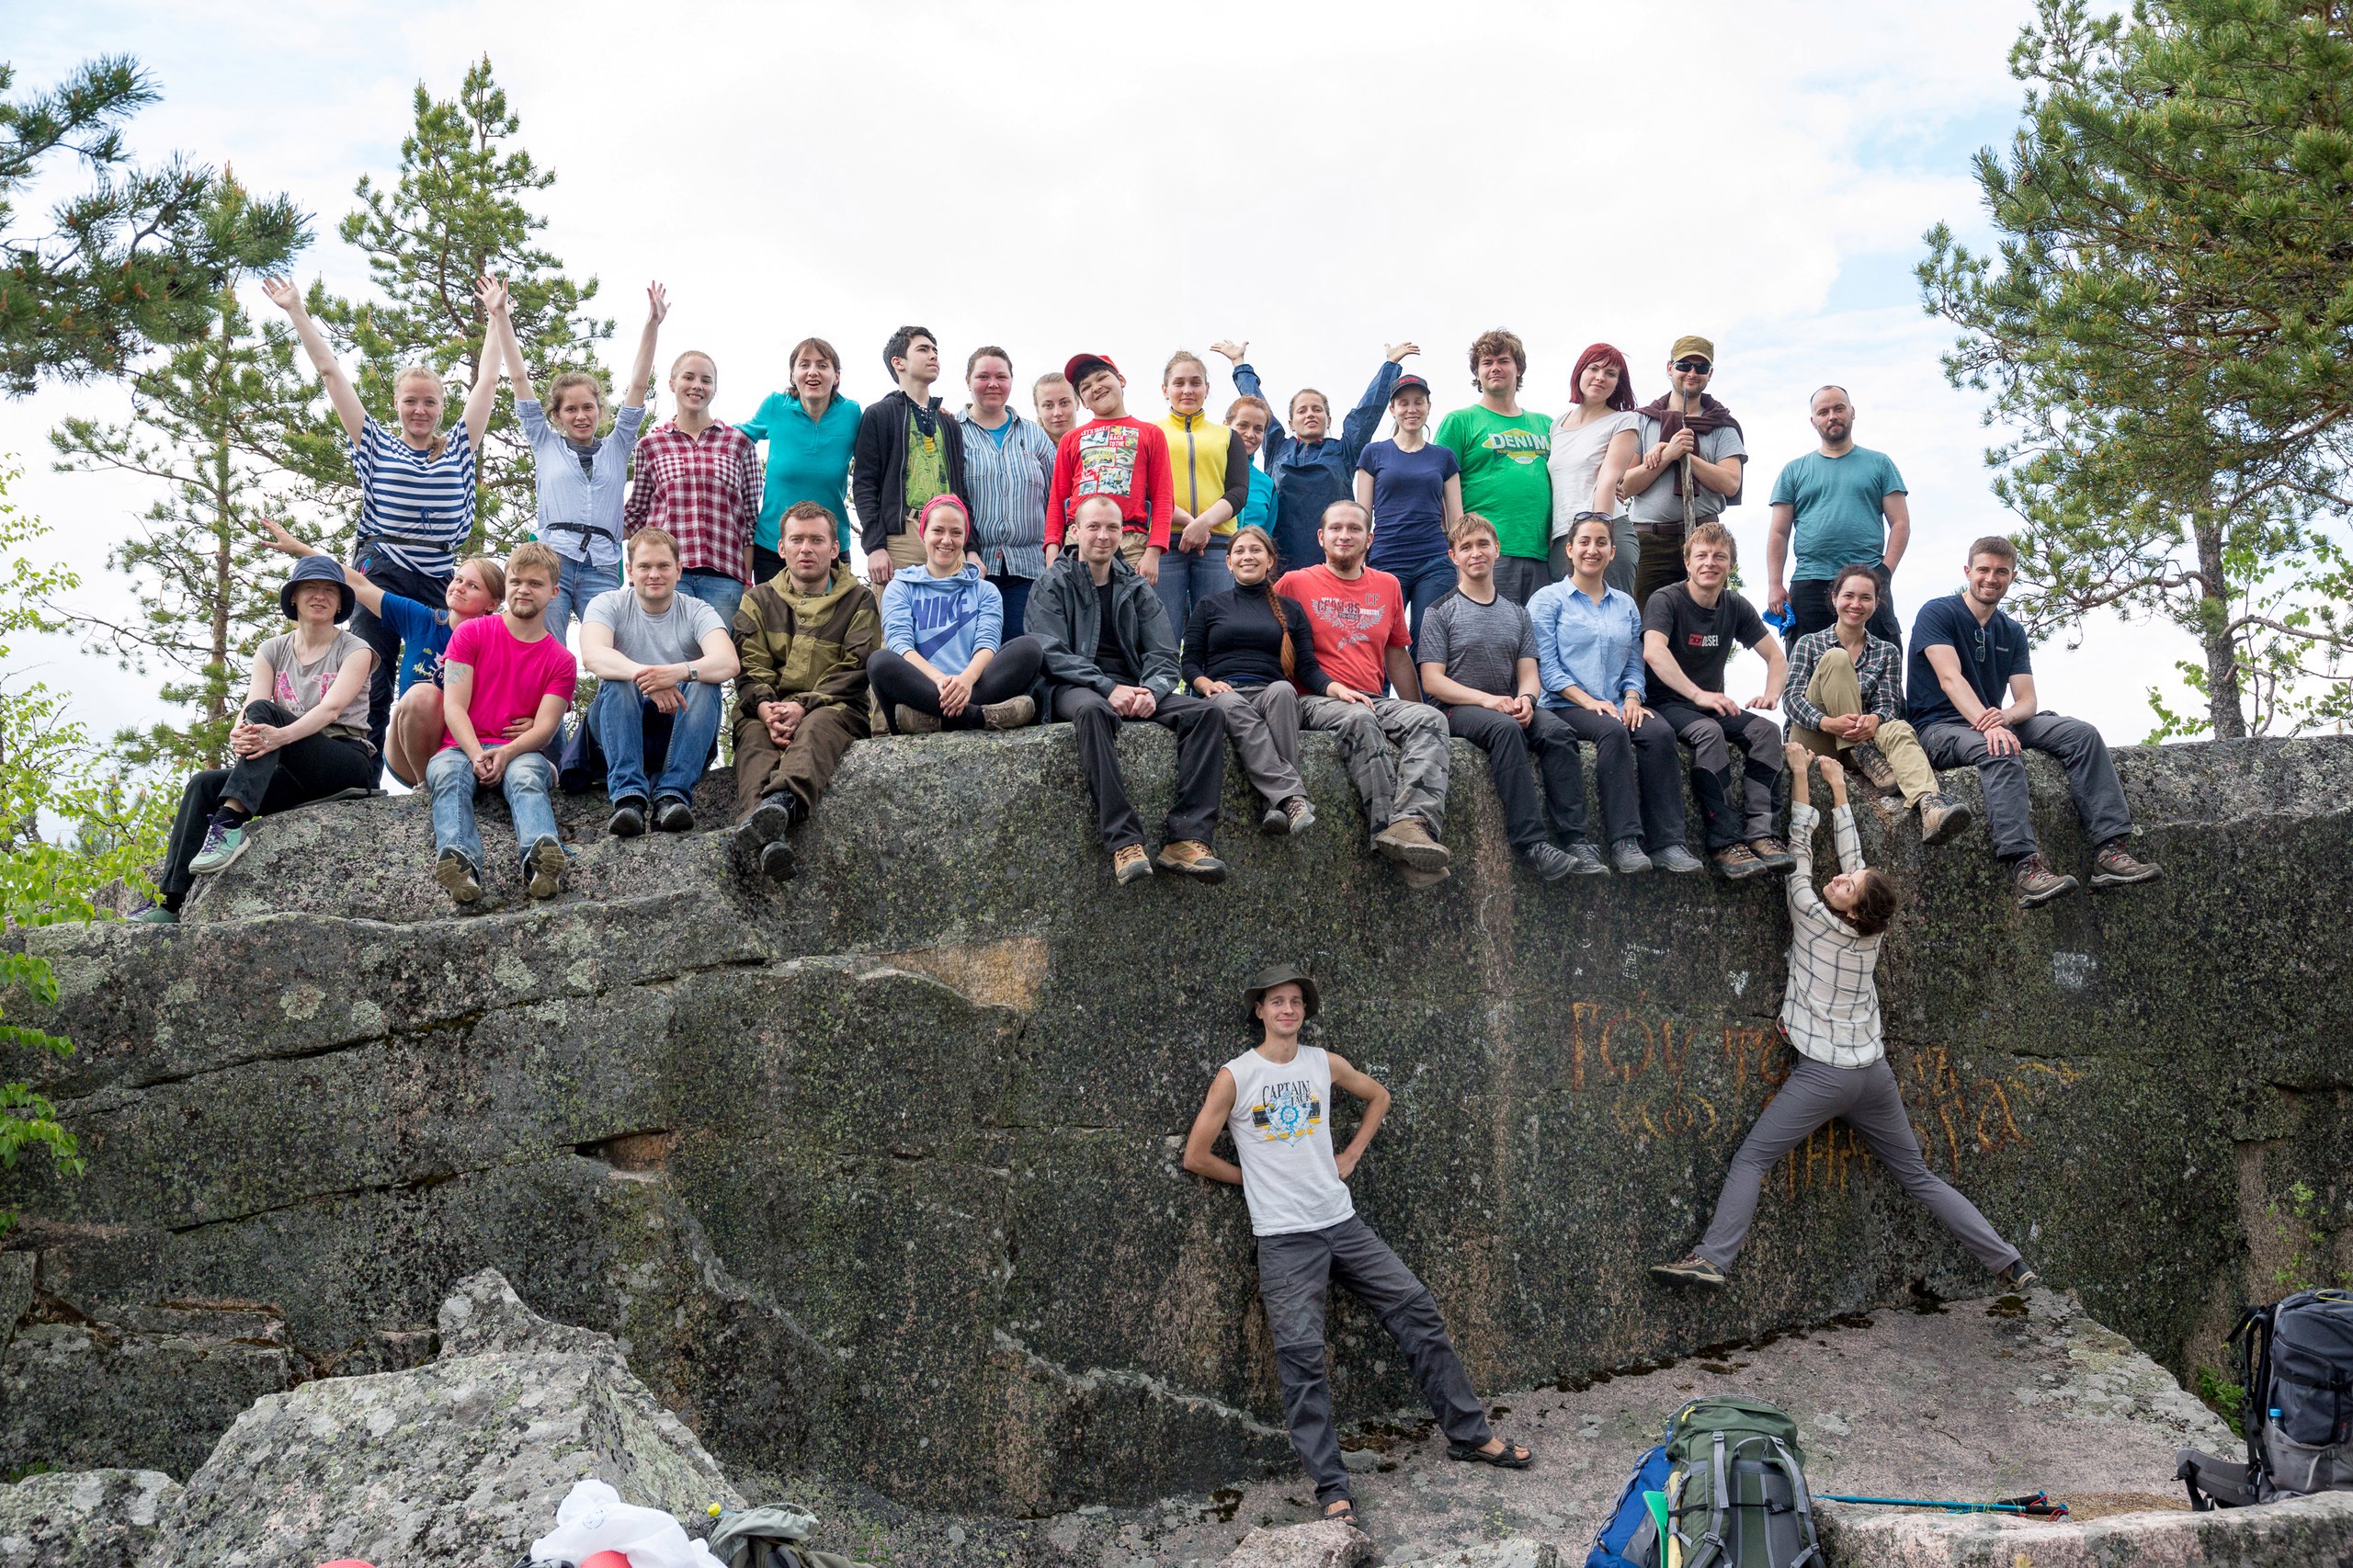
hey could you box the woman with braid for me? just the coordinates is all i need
[1182,526,1321,836]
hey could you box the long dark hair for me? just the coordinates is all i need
[1230,524,1293,682]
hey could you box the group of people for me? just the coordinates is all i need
[141,285,2164,918]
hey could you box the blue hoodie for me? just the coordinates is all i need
[880,561,1004,676]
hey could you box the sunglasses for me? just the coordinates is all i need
[1672,358,1713,374]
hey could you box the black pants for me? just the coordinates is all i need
[1448,703,1590,852]
[159,699,376,908]
[1632,526,1688,612]
[1790,567,1900,646]
[1550,704,1688,851]
[752,544,783,585]
[348,553,450,775]
[1652,701,1785,849]
[867,637,1046,733]
[1049,685,1225,851]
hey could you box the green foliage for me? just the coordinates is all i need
[1919,0,2353,740]
[2264,1178,2347,1293]
[0,54,305,393]
[2195,1364,2246,1437]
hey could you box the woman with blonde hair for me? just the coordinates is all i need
[1182,525,1322,835]
[1156,349,1251,637]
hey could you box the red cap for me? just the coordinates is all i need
[1063,353,1120,387]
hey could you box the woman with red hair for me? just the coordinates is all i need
[1546,344,1643,594]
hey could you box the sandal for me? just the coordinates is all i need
[1448,1437,1533,1469]
[1321,1500,1359,1528]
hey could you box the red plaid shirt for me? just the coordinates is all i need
[623,419,760,581]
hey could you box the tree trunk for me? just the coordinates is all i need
[2194,512,2246,739]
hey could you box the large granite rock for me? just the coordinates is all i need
[3,728,2348,1517]
[0,1468,178,1568]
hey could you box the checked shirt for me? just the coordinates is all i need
[1781,801,1884,1068]
[1782,626,1903,731]
[623,419,760,582]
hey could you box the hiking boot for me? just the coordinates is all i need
[1400,862,1451,890]
[1649,1254,1728,1290]
[1999,1262,2041,1292]
[1847,742,1900,791]
[524,837,567,900]
[128,904,178,925]
[1373,815,1449,870]
[188,818,250,875]
[734,791,802,879]
[1655,844,1706,874]
[2090,840,2164,889]
[1747,835,1795,870]
[1711,842,1767,881]
[2012,853,2079,908]
[758,840,797,881]
[654,795,695,833]
[1112,843,1154,884]
[1610,838,1654,875]
[981,695,1036,731]
[1916,792,1972,847]
[1281,796,1315,835]
[1156,840,1228,882]
[1560,839,1608,876]
[892,704,942,735]
[435,850,483,905]
[608,798,648,838]
[1521,843,1577,882]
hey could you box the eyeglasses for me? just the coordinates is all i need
[1672,358,1713,374]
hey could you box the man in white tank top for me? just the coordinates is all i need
[1182,964,1532,1529]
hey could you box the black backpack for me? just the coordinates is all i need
[2178,1289,2353,1508]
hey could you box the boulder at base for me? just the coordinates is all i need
[147,1268,741,1568]
[0,1468,179,1568]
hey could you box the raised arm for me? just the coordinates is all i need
[261,276,366,443]
[462,275,508,452]
[253,517,388,618]
[624,282,668,409]
[1338,348,1409,465]
[486,278,534,405]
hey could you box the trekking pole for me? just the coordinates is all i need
[1818,1492,2069,1518]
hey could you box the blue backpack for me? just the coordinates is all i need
[1586,1441,1671,1568]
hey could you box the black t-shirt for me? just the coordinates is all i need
[1906,591,2029,729]
[1641,582,1768,694]
[1094,579,1138,685]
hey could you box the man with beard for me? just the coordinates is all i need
[1618,335,1746,611]
[1767,384,1910,644]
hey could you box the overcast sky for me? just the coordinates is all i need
[5,0,2191,747]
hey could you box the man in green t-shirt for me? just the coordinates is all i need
[1436,327,1552,605]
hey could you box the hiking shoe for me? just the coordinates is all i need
[1917,792,1972,847]
[758,839,797,881]
[1373,815,1449,870]
[1847,743,1900,791]
[2013,854,2079,908]
[1650,1254,1728,1290]
[892,704,942,735]
[1748,835,1794,870]
[524,837,566,900]
[654,796,695,833]
[1157,840,1228,882]
[435,850,483,905]
[1560,839,1608,876]
[1521,843,1578,882]
[1112,844,1154,884]
[981,695,1036,731]
[1400,862,1451,890]
[736,792,802,880]
[1281,796,1315,835]
[1655,844,1705,874]
[2000,1262,2042,1292]
[1711,843,1767,881]
[608,798,649,838]
[128,904,178,925]
[1610,838,1653,874]
[2090,841,2163,889]
[188,818,250,875]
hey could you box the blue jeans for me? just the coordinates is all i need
[1155,542,1232,642]
[426,747,562,872]
[990,574,1033,637]
[544,551,620,647]
[676,569,746,628]
[1385,555,1458,652]
[589,678,722,803]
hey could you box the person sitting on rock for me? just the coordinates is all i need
[1651,746,2039,1294]
[1027,494,1229,885]
[578,526,740,837]
[1183,964,1532,1530]
[866,494,1043,734]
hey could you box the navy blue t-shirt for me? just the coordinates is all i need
[1358,438,1460,575]
[1905,591,2030,730]
[379,591,456,695]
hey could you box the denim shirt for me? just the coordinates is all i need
[1529,579,1646,708]
[520,400,649,571]
[958,410,1056,582]
[1233,359,1400,552]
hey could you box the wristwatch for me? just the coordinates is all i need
[684,664,699,686]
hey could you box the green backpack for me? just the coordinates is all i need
[1656,1396,1822,1568]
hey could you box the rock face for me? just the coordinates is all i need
[1819,1490,2353,1567]
[3,730,2349,1516]
[0,1468,179,1568]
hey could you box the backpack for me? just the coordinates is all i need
[1585,1441,1672,1568]
[704,1504,866,1568]
[1586,1397,1822,1568]
[2178,1289,2353,1509]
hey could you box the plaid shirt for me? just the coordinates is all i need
[623,420,760,582]
[1781,802,1884,1067]
[1783,627,1903,731]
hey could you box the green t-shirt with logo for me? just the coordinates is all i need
[903,411,950,523]
[1438,404,1553,561]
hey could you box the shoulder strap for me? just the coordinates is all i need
[1769,1437,1823,1567]
[1682,1429,1731,1568]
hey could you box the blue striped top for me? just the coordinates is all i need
[347,415,479,578]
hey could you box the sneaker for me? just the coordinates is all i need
[188,818,249,875]
[525,837,566,900]
[1610,839,1654,875]
[128,904,178,925]
[1156,839,1228,882]
[1847,743,1900,791]
[1112,843,1154,884]
[758,839,798,881]
[435,849,483,905]
[1916,792,1972,847]
[1999,1262,2042,1292]
[1711,843,1767,881]
[1649,1254,1728,1290]
[654,796,695,833]
[1373,815,1450,870]
[1281,796,1316,835]
[2090,841,2164,889]
[1560,839,1608,876]
[1747,835,1795,870]
[1400,862,1451,890]
[1654,844,1706,874]
[1521,843,1578,882]
[981,695,1036,731]
[607,798,649,838]
[892,704,942,735]
[2013,853,2079,908]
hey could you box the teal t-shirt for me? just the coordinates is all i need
[735,392,861,552]
[1438,405,1552,561]
[1770,446,1905,581]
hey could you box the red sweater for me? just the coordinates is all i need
[1045,416,1174,549]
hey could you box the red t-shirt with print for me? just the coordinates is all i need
[1277,563,1408,696]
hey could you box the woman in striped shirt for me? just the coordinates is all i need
[264,272,506,772]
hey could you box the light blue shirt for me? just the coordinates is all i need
[957,410,1056,582]
[518,399,647,571]
[1529,579,1646,708]
[880,561,1005,676]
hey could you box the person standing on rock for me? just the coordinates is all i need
[852,324,971,589]
[1616,335,1746,611]
[1651,748,2041,1293]
[1765,384,1909,645]
[1183,964,1532,1530]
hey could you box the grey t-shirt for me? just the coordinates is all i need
[1417,587,1537,701]
[259,629,372,739]
[584,585,725,665]
[1627,415,1748,527]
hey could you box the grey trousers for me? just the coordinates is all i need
[1299,695,1450,837]
[1695,1053,2021,1275]
[1209,681,1304,805]
[1258,1215,1492,1505]
[1915,712,2131,862]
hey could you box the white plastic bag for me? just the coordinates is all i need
[529,1478,722,1568]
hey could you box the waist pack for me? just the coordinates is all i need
[2180,1289,2353,1509]
[1587,1396,1822,1568]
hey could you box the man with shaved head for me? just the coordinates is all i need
[1767,384,1910,647]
